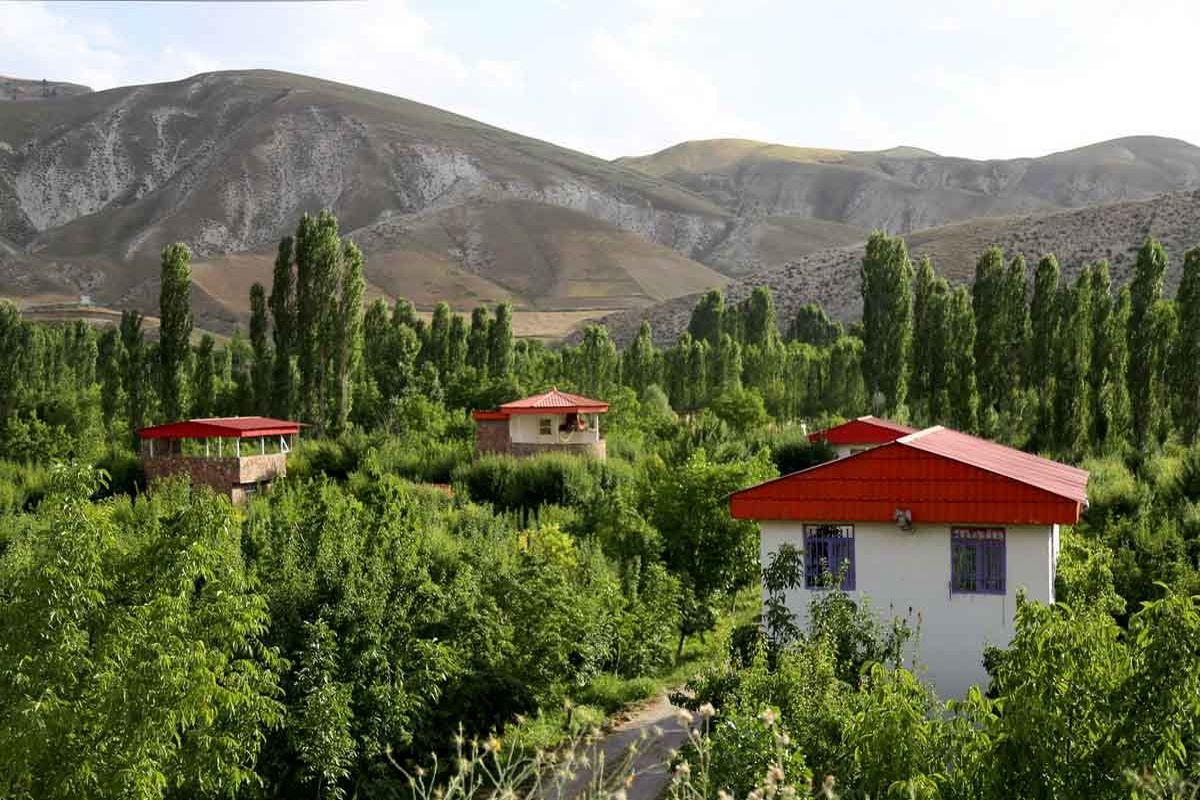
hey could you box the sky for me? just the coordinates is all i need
[4,0,1200,161]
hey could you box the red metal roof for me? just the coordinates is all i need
[807,415,917,445]
[138,417,303,440]
[497,388,609,415]
[732,425,1088,525]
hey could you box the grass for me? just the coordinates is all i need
[506,587,760,752]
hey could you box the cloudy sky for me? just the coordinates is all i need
[4,0,1199,160]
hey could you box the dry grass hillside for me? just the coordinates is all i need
[596,189,1200,345]
[0,76,92,101]
[0,70,729,333]
[619,136,1200,275]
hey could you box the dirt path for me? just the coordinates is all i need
[554,692,690,800]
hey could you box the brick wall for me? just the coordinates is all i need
[474,420,511,457]
[143,452,288,502]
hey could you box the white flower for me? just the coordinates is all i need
[698,702,716,719]
[676,708,695,726]
[758,708,778,727]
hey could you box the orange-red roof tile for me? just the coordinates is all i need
[808,415,917,445]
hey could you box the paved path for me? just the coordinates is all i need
[553,693,690,800]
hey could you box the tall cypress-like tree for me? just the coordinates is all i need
[191,334,216,418]
[1052,269,1092,455]
[741,287,779,349]
[860,232,913,416]
[97,328,124,448]
[466,307,490,375]
[488,303,514,380]
[948,285,979,433]
[294,214,320,425]
[119,310,147,448]
[1103,287,1134,451]
[1128,237,1169,447]
[269,236,295,418]
[249,282,271,415]
[688,289,725,346]
[447,313,467,379]
[1029,254,1061,444]
[972,246,1007,419]
[910,255,937,420]
[331,241,365,434]
[924,277,953,424]
[622,321,659,396]
[1088,262,1114,447]
[158,243,193,421]
[427,302,451,375]
[1003,254,1029,402]
[1174,248,1200,441]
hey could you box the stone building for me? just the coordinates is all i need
[472,388,608,460]
[138,416,303,504]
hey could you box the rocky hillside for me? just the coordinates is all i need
[0,70,729,331]
[596,189,1200,345]
[0,76,92,101]
[619,136,1200,275]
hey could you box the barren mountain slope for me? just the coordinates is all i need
[0,76,92,101]
[0,70,730,331]
[619,136,1200,274]
[596,189,1200,345]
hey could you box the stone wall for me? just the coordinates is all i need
[474,420,511,457]
[509,440,606,460]
[143,452,288,502]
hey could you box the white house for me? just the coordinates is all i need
[808,415,916,459]
[472,388,608,460]
[730,425,1089,698]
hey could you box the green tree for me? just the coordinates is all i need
[466,306,490,376]
[331,241,365,435]
[291,619,355,800]
[688,288,725,346]
[741,286,779,348]
[909,255,937,419]
[787,302,842,347]
[1051,270,1092,456]
[860,232,913,416]
[622,320,660,396]
[1029,254,1061,444]
[97,328,124,448]
[948,285,979,432]
[1088,262,1114,448]
[249,281,271,415]
[158,242,193,420]
[488,303,514,380]
[1128,237,1169,447]
[119,310,148,447]
[972,246,1007,421]
[191,334,216,418]
[1174,248,1200,441]
[269,235,295,418]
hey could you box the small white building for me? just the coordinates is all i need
[731,425,1089,698]
[472,388,608,460]
[808,415,916,459]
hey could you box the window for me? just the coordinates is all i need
[538,418,553,436]
[803,523,855,590]
[951,528,1006,594]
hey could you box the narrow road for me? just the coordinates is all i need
[553,692,690,800]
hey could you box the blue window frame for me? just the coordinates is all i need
[803,523,855,590]
[951,527,1006,595]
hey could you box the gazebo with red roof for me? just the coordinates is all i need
[138,416,303,503]
[807,415,916,459]
[730,423,1089,699]
[472,388,608,460]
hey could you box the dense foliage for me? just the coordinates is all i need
[5,214,1200,797]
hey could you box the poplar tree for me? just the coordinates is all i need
[688,289,725,346]
[623,321,660,396]
[860,232,913,416]
[1029,254,1061,444]
[331,241,365,435]
[1128,237,1168,447]
[1103,287,1134,451]
[158,243,193,421]
[427,302,451,375]
[192,334,216,418]
[97,328,124,448]
[910,255,937,420]
[924,277,952,423]
[1003,254,1030,403]
[1088,262,1114,447]
[119,310,147,447]
[447,313,467,378]
[467,307,490,375]
[709,334,743,398]
[249,282,271,415]
[786,303,841,346]
[972,246,1006,419]
[294,214,320,424]
[488,303,514,380]
[948,285,979,433]
[575,325,619,398]
[1174,248,1200,441]
[269,236,295,418]
[742,287,779,349]
[1052,270,1092,456]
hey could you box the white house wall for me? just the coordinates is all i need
[508,413,600,445]
[759,520,1058,699]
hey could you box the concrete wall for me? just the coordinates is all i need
[759,519,1058,699]
[474,415,606,460]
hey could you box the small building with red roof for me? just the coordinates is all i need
[731,424,1089,698]
[138,416,303,503]
[472,388,608,460]
[807,415,916,459]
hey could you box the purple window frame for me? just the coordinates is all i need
[951,527,1006,595]
[803,523,855,590]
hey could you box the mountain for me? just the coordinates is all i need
[0,76,92,102]
[0,70,729,334]
[618,136,1200,275]
[595,189,1200,345]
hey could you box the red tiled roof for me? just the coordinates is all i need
[138,417,303,439]
[498,388,609,414]
[732,425,1088,525]
[807,415,917,445]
